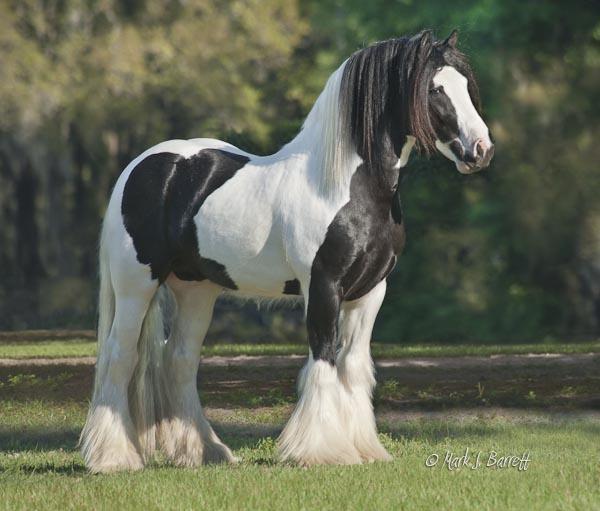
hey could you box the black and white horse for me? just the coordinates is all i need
[80,30,494,473]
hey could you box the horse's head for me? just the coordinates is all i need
[337,31,494,178]
[407,30,494,173]
[429,31,494,173]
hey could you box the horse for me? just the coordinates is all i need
[79,29,494,473]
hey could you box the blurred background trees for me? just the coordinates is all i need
[0,0,598,343]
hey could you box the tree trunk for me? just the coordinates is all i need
[15,163,45,289]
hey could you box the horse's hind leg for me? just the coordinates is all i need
[160,277,235,466]
[80,263,157,473]
[337,280,391,462]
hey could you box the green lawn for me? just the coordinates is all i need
[1,337,598,509]
[1,339,599,359]
[1,399,599,510]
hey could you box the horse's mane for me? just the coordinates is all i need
[341,32,437,162]
[298,30,479,196]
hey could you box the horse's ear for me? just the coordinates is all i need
[444,29,459,48]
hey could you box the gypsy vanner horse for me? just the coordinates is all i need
[80,30,494,473]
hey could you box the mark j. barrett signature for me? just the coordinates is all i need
[425,448,531,471]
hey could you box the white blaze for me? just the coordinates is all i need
[433,66,490,145]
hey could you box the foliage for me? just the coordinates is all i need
[0,0,599,342]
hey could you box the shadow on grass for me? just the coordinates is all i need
[212,421,282,451]
[1,461,88,475]
[0,421,278,474]
[0,422,280,454]
[379,414,600,442]
[5,410,599,457]
[3,413,600,475]
[0,428,81,452]
[0,428,88,474]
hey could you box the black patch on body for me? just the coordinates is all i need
[283,279,301,295]
[391,185,403,225]
[121,149,250,286]
[307,163,405,363]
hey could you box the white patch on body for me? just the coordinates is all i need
[192,63,361,298]
[194,147,358,297]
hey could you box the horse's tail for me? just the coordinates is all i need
[96,222,114,368]
[129,284,172,462]
[79,219,117,458]
[90,217,174,463]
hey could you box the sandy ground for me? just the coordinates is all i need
[1,351,598,369]
[1,352,598,409]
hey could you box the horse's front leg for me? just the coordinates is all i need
[278,270,362,465]
[337,280,392,462]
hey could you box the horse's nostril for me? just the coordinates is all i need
[483,144,495,166]
[475,139,485,158]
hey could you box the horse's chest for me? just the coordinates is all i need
[327,215,404,301]
[312,166,405,301]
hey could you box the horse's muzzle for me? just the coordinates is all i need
[463,139,495,171]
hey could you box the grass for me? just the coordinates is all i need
[1,339,599,359]
[1,335,598,509]
[1,399,599,510]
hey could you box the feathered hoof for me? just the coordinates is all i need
[279,443,363,467]
[88,455,144,474]
[357,443,393,463]
[160,417,236,467]
[80,405,145,474]
[279,359,364,467]
[202,441,238,465]
[83,444,145,474]
[166,445,237,467]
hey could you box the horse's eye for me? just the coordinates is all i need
[429,86,443,95]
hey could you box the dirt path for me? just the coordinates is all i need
[1,352,598,409]
[1,352,598,369]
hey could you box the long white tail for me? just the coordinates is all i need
[95,226,115,375]
[128,284,171,461]
[82,221,173,465]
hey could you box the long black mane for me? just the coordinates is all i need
[340,30,480,167]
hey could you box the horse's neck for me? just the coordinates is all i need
[272,116,414,211]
